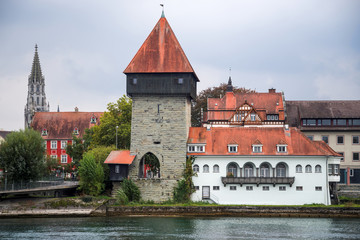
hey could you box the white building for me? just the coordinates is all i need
[188,127,341,205]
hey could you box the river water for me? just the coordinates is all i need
[0,217,360,239]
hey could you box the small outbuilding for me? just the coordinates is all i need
[104,150,135,181]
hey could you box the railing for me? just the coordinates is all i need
[0,176,65,192]
[221,176,295,187]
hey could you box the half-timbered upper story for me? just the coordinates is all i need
[202,81,285,127]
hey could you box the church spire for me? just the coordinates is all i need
[226,67,233,92]
[29,44,44,84]
[25,45,49,128]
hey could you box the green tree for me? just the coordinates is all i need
[86,146,115,180]
[173,156,196,203]
[191,83,255,126]
[78,152,105,196]
[66,135,87,168]
[121,178,141,202]
[0,128,46,181]
[91,95,132,149]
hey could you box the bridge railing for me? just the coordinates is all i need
[0,176,64,192]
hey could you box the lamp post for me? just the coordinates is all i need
[116,126,119,149]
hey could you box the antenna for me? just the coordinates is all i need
[229,67,231,77]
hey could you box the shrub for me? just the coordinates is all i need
[121,178,141,202]
[173,156,196,203]
[78,152,105,196]
[116,188,129,205]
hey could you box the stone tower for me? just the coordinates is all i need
[24,45,49,128]
[123,12,199,201]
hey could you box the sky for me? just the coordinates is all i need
[0,0,359,131]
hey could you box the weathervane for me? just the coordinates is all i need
[160,4,165,17]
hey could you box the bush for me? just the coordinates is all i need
[173,179,190,203]
[121,178,141,202]
[116,188,129,205]
[78,153,105,196]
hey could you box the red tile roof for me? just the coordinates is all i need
[187,127,339,156]
[104,150,135,165]
[123,16,196,74]
[206,92,284,121]
[31,112,103,140]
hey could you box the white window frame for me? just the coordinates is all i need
[187,144,205,153]
[263,186,270,191]
[61,155,67,164]
[296,165,302,173]
[193,164,199,173]
[315,186,322,191]
[213,186,220,190]
[246,186,253,191]
[115,165,120,174]
[213,165,219,173]
[51,155,57,160]
[252,145,262,153]
[61,140,67,149]
[250,113,256,121]
[203,165,209,173]
[305,165,312,173]
[230,186,237,191]
[279,186,286,191]
[350,169,354,177]
[228,145,238,153]
[51,140,57,149]
[277,145,287,153]
[296,186,303,191]
[315,165,322,173]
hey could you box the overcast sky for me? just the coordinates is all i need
[0,0,359,131]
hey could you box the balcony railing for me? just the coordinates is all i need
[221,176,295,187]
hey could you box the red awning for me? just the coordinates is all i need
[104,150,135,165]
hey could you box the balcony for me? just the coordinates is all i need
[221,177,295,187]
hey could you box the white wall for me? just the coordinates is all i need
[191,156,331,205]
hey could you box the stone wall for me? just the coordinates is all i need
[128,95,191,202]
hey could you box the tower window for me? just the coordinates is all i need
[177,78,184,84]
[31,85,34,92]
[132,78,137,85]
[37,97,40,105]
[36,85,40,92]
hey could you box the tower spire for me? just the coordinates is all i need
[226,67,233,92]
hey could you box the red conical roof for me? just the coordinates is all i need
[124,16,196,73]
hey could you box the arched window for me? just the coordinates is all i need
[203,165,209,173]
[260,163,270,177]
[315,165,321,173]
[31,85,34,92]
[139,152,160,178]
[244,163,254,177]
[296,165,302,173]
[227,163,238,177]
[213,164,219,173]
[36,97,40,105]
[305,165,312,173]
[193,164,199,173]
[276,163,286,177]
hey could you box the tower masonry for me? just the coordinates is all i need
[24,45,49,128]
[123,12,199,201]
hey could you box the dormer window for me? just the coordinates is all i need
[267,114,279,121]
[277,145,287,153]
[90,116,96,124]
[228,144,238,153]
[73,127,79,135]
[41,128,48,136]
[252,145,262,153]
[188,144,205,153]
[250,113,256,121]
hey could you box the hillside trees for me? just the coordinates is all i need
[191,83,255,126]
[0,129,46,181]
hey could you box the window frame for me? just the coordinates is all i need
[188,144,205,153]
[252,145,263,153]
[337,135,344,145]
[228,144,238,153]
[315,186,322,191]
[246,186,253,191]
[279,186,286,191]
[353,136,360,145]
[203,164,209,173]
[315,165,322,173]
[296,164,302,173]
[307,135,314,141]
[296,186,303,191]
[321,135,329,144]
[51,140,57,149]
[262,186,270,191]
[213,164,219,173]
[115,165,120,174]
[353,152,360,161]
[305,165,312,173]
[230,186,237,191]
[193,164,199,173]
[277,145,287,153]
[276,163,286,177]
[61,140,67,149]
[61,154,67,164]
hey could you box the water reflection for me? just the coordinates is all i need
[0,217,360,239]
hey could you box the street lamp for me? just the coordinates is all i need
[116,126,119,149]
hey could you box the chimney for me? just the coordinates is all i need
[269,88,276,93]
[75,107,79,112]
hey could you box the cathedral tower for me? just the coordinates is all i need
[24,45,49,128]
[124,12,199,201]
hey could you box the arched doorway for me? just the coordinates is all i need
[139,152,160,178]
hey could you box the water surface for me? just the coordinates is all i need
[0,217,359,239]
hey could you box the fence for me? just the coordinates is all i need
[0,175,64,192]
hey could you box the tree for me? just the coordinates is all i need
[0,128,46,182]
[78,152,105,196]
[86,146,115,180]
[173,156,196,203]
[191,83,255,126]
[91,95,132,149]
[66,135,87,168]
